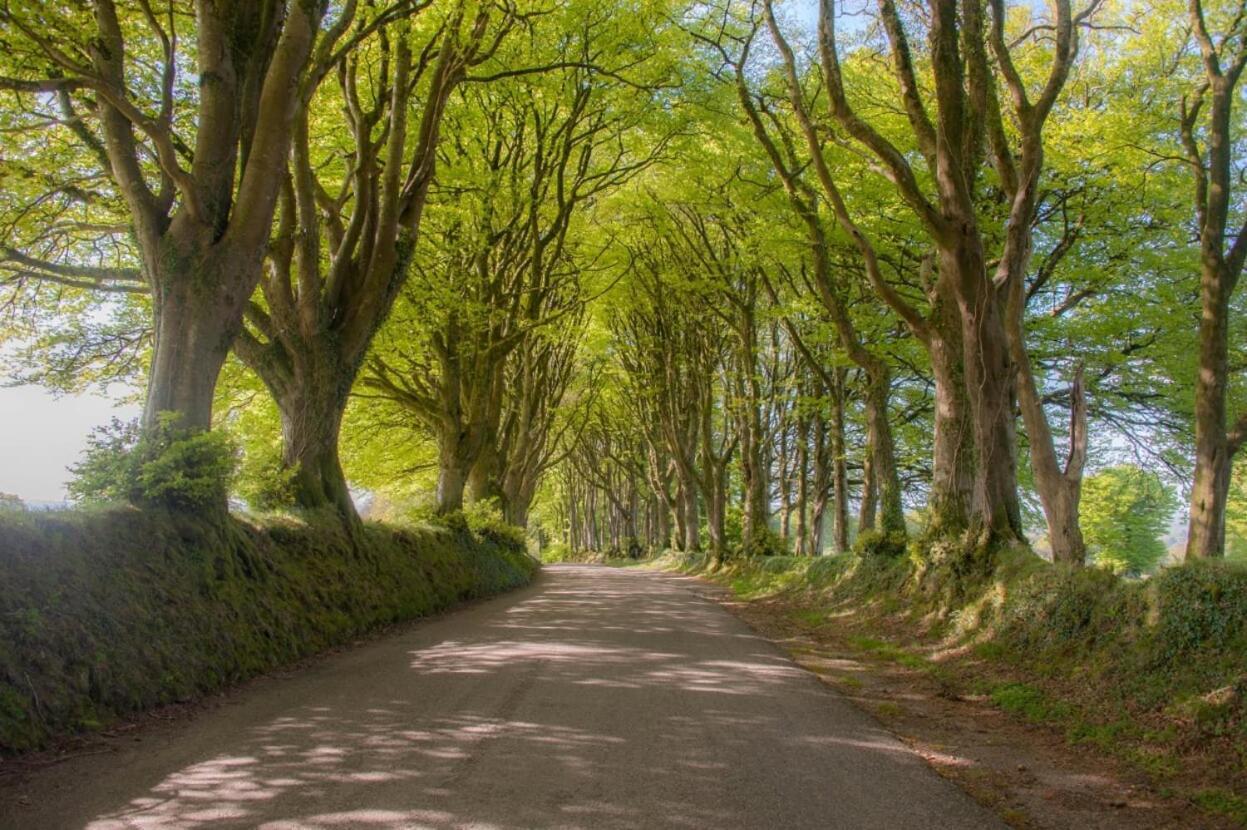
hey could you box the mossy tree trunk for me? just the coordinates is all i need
[1181,2,1247,559]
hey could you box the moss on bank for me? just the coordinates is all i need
[660,548,1247,818]
[0,507,538,753]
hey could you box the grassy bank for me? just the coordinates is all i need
[659,547,1247,825]
[0,507,538,754]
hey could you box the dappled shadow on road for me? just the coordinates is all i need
[79,566,995,830]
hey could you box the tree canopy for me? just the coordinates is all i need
[2,0,1245,573]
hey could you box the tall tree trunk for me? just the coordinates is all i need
[927,284,975,534]
[1189,274,1234,558]
[1184,58,1247,559]
[858,456,877,539]
[1007,272,1088,564]
[945,245,1025,541]
[276,385,354,522]
[863,366,905,534]
[831,367,850,554]
[682,484,701,552]
[794,409,810,556]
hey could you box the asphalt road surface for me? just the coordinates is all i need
[0,564,1003,829]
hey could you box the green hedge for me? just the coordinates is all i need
[0,507,538,753]
[662,547,1247,770]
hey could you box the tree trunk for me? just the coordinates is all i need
[858,459,877,540]
[927,284,975,534]
[436,452,469,514]
[1188,265,1236,558]
[1007,270,1087,565]
[277,385,354,522]
[144,269,240,431]
[682,484,701,552]
[740,406,770,550]
[831,367,850,554]
[794,410,810,556]
[864,366,905,535]
[945,246,1025,541]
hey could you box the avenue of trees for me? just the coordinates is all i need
[1,0,1245,573]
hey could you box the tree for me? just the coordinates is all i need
[772,0,1098,554]
[0,0,350,438]
[1181,0,1247,559]
[1081,465,1177,575]
[231,2,513,522]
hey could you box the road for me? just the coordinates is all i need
[0,564,1002,829]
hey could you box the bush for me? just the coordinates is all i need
[68,415,237,511]
[739,526,788,558]
[541,541,573,563]
[854,529,907,559]
[235,441,299,511]
[417,501,527,554]
[1149,560,1247,662]
[461,499,527,551]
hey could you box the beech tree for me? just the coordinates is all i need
[231,2,514,521]
[1181,0,1247,558]
[0,0,357,434]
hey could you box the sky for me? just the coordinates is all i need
[0,384,139,504]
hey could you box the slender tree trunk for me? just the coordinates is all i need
[858,458,877,539]
[795,410,810,556]
[808,402,829,555]
[1189,300,1233,559]
[1183,34,1245,560]
[741,421,769,549]
[683,484,701,552]
[863,366,905,534]
[1188,256,1237,558]
[831,367,850,553]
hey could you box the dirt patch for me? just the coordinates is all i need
[689,580,1226,830]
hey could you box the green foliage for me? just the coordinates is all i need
[1192,789,1247,825]
[235,441,299,512]
[0,507,537,752]
[540,541,573,563]
[68,415,237,511]
[1081,465,1177,575]
[1148,560,1247,662]
[853,529,908,559]
[460,500,527,552]
[0,493,25,512]
[989,683,1073,725]
[996,565,1129,652]
[738,526,788,558]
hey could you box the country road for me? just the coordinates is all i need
[0,564,1002,829]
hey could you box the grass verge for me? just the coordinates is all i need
[658,546,1247,826]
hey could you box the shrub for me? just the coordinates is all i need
[462,499,526,552]
[235,441,299,511]
[68,415,237,511]
[540,541,573,563]
[1148,560,1247,662]
[739,526,788,558]
[854,529,907,559]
